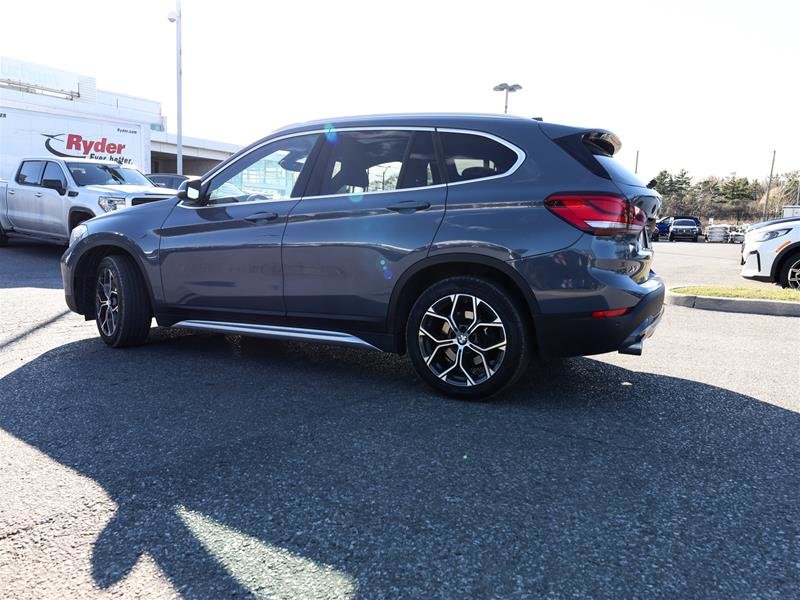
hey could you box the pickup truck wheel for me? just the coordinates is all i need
[778,250,800,290]
[405,276,530,400]
[95,255,152,347]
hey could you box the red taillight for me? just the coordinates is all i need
[545,194,645,235]
[592,307,631,319]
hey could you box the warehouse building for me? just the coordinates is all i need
[0,57,238,180]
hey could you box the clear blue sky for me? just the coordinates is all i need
[3,0,798,180]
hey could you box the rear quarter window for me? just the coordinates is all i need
[439,132,520,183]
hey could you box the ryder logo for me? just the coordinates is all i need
[42,133,133,165]
[66,134,126,155]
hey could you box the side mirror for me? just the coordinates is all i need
[42,178,66,195]
[177,178,202,203]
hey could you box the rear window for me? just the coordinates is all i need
[593,154,646,187]
[439,132,519,183]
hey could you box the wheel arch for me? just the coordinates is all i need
[771,241,800,281]
[387,253,539,353]
[71,240,156,317]
[68,207,97,231]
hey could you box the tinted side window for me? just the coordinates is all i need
[17,161,45,186]
[439,132,519,182]
[43,162,67,188]
[206,134,318,205]
[319,131,416,196]
[398,132,442,189]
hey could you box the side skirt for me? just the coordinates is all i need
[171,320,383,351]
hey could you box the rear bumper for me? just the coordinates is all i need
[533,274,665,357]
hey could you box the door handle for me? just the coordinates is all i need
[34,192,43,197]
[7,190,15,195]
[386,200,431,212]
[243,211,278,223]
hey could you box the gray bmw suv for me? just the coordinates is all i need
[62,114,664,399]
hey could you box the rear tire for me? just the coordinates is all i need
[405,276,530,400]
[0,223,7,247]
[94,255,152,347]
[778,250,800,290]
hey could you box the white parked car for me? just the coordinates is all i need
[740,217,800,289]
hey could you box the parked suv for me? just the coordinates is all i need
[61,114,664,399]
[741,217,800,288]
[669,218,701,242]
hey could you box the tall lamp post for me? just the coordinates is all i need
[168,1,183,175]
[493,83,522,114]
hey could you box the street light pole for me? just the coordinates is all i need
[763,150,776,220]
[168,1,183,175]
[493,83,522,114]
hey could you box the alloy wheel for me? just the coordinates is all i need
[96,267,120,337]
[788,259,800,290]
[418,294,507,387]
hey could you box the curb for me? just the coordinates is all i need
[666,292,800,317]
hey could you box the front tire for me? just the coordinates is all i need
[95,255,152,347]
[405,276,530,400]
[778,250,800,290]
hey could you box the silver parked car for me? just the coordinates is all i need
[706,224,732,243]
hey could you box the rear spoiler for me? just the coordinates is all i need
[539,123,622,180]
[539,123,622,156]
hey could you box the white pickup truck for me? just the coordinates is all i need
[0,157,176,246]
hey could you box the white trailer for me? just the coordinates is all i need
[0,107,148,182]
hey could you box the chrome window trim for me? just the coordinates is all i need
[177,125,525,210]
[436,127,527,187]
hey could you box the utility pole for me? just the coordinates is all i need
[762,150,776,220]
[796,175,800,205]
[634,150,639,174]
[168,1,183,175]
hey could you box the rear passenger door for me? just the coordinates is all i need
[7,160,45,232]
[282,129,446,324]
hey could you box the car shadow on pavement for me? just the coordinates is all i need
[0,329,798,597]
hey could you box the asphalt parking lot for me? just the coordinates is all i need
[653,239,762,288]
[1,241,798,598]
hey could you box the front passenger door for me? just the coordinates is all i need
[159,134,321,316]
[39,161,70,236]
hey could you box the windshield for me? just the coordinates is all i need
[673,219,696,226]
[67,163,152,187]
